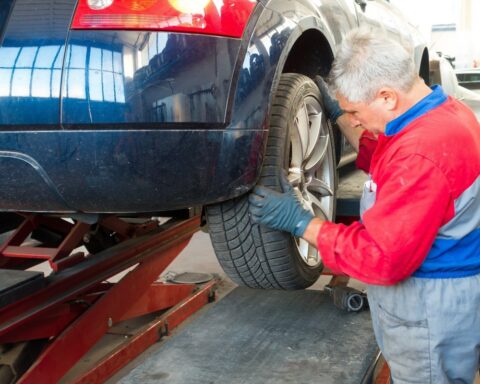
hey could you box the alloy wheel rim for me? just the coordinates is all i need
[288,95,335,267]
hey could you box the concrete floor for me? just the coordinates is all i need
[161,230,226,281]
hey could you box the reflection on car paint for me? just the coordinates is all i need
[0,0,76,126]
[65,44,125,103]
[0,45,64,99]
[62,31,240,125]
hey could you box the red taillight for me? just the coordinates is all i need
[71,0,257,38]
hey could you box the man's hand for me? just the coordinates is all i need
[249,172,314,237]
[314,76,344,123]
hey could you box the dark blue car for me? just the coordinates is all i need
[0,0,429,288]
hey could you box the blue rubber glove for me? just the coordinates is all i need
[249,172,314,237]
[314,76,344,123]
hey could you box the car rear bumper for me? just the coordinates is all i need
[0,127,266,213]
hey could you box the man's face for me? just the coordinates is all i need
[337,92,392,135]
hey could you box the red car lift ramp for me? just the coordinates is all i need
[0,214,217,383]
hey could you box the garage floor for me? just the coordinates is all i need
[117,286,377,384]
[104,229,374,384]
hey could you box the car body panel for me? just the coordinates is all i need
[62,31,242,125]
[0,129,264,212]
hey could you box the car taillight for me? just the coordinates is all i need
[71,0,257,38]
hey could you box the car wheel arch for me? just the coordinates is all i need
[269,23,335,104]
[227,7,336,122]
[268,26,337,164]
[225,23,337,189]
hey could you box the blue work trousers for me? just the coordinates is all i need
[367,274,480,383]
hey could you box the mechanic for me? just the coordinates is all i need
[249,28,480,384]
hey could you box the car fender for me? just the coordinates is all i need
[227,0,353,131]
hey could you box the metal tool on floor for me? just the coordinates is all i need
[324,284,368,312]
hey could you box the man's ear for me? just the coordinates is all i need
[377,87,398,111]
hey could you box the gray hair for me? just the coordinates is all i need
[329,27,417,103]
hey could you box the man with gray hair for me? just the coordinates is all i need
[249,28,480,383]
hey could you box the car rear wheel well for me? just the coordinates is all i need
[282,30,338,157]
[282,30,334,78]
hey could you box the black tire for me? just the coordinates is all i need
[206,73,337,289]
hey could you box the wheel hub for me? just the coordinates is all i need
[288,95,336,267]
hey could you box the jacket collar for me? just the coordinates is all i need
[385,85,448,136]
